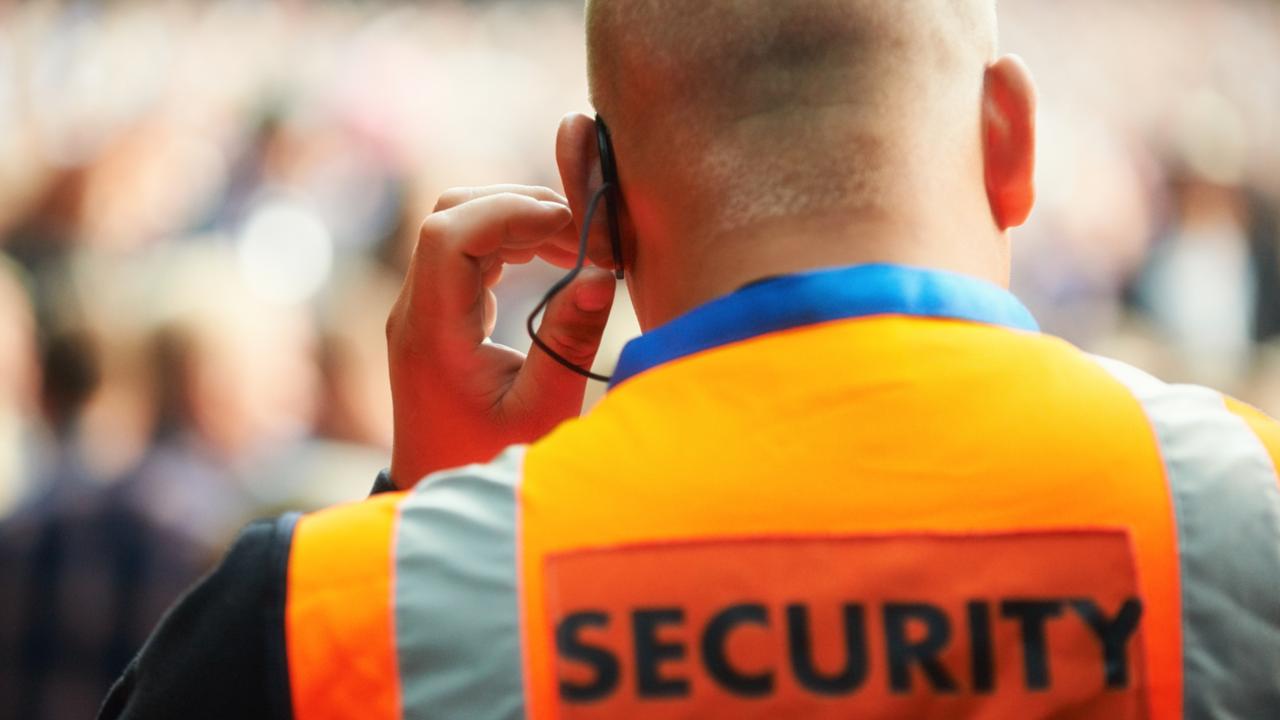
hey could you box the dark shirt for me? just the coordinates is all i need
[97,517,297,720]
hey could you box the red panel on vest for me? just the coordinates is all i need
[544,531,1149,719]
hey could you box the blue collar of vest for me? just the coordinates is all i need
[609,263,1039,390]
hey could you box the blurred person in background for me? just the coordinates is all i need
[0,241,321,720]
[99,1,1280,719]
[0,322,206,720]
[0,256,41,513]
[119,244,320,553]
[1132,92,1280,390]
[1136,170,1280,390]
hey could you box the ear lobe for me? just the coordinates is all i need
[556,113,619,269]
[983,55,1037,230]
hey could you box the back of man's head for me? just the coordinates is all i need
[577,0,1033,322]
[590,3,995,120]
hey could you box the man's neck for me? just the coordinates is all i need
[638,210,1009,330]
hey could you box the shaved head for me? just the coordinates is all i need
[588,1,997,116]
[571,0,1034,329]
[585,0,999,234]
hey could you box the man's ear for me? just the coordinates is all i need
[983,55,1037,230]
[556,112,621,270]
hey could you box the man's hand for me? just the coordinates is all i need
[386,185,616,488]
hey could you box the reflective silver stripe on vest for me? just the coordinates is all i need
[1095,357,1280,718]
[394,446,526,720]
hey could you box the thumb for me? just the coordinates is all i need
[507,267,617,421]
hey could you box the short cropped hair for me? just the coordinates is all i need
[585,0,997,231]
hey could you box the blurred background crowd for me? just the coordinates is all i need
[0,0,1277,717]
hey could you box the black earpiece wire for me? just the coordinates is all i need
[525,182,616,383]
[596,117,626,281]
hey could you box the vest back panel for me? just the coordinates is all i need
[520,316,1180,719]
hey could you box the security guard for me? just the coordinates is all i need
[102,1,1280,719]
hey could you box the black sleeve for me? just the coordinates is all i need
[98,514,300,720]
[370,469,398,496]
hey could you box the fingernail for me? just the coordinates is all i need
[538,201,570,213]
[574,282,612,312]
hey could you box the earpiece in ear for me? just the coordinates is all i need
[524,117,624,383]
[594,115,625,280]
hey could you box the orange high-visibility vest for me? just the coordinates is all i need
[285,265,1280,720]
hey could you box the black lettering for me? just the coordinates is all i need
[1070,598,1143,689]
[557,611,621,702]
[786,604,870,695]
[1000,599,1064,690]
[633,608,690,698]
[967,601,995,693]
[883,603,959,693]
[702,604,774,697]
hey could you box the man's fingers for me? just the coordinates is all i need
[407,193,572,355]
[508,267,617,414]
[433,185,567,213]
[387,183,615,486]
[535,244,583,269]
[433,184,603,269]
[435,194,572,262]
[500,247,540,266]
[417,192,570,284]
